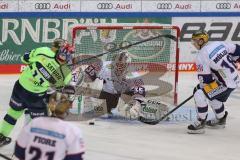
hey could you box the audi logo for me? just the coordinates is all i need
[157,3,172,9]
[97,3,113,9]
[35,3,51,10]
[216,3,231,9]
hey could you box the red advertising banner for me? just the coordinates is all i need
[0,63,197,74]
[0,64,26,74]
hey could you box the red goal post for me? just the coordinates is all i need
[68,24,180,105]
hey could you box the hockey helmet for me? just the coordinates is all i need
[191,30,209,50]
[191,30,209,43]
[114,50,131,75]
[56,43,75,64]
[52,38,67,49]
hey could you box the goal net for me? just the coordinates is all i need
[66,24,180,121]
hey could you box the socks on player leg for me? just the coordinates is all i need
[0,107,24,136]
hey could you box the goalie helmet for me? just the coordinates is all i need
[113,50,131,76]
[191,30,209,50]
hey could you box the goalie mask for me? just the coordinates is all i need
[113,50,131,76]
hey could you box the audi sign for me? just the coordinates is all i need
[157,3,172,9]
[97,3,113,9]
[35,3,51,10]
[216,3,231,9]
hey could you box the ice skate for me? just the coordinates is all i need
[187,118,206,134]
[206,111,228,129]
[100,112,113,119]
[0,133,11,147]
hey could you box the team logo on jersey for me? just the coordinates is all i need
[209,45,225,59]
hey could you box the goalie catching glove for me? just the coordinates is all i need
[124,99,142,119]
[123,96,146,119]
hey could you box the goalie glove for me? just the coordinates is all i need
[124,100,142,119]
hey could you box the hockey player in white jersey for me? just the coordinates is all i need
[84,50,145,118]
[188,30,240,134]
[14,91,85,160]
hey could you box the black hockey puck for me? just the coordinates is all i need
[89,122,95,125]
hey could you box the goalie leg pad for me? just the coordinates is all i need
[139,116,160,125]
[139,100,168,125]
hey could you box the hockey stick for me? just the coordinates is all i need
[70,34,177,66]
[139,94,194,125]
[0,153,12,160]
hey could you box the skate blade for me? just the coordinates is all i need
[187,129,205,134]
[206,125,225,129]
[0,141,11,148]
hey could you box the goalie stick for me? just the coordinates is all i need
[69,34,177,66]
[139,95,194,125]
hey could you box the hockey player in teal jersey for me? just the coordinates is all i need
[0,38,74,147]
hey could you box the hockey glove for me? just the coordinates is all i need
[193,84,202,94]
[124,100,142,119]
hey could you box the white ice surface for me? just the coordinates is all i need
[0,73,240,160]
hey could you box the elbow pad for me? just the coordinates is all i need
[21,51,31,64]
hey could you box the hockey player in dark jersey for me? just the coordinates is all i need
[0,39,74,147]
